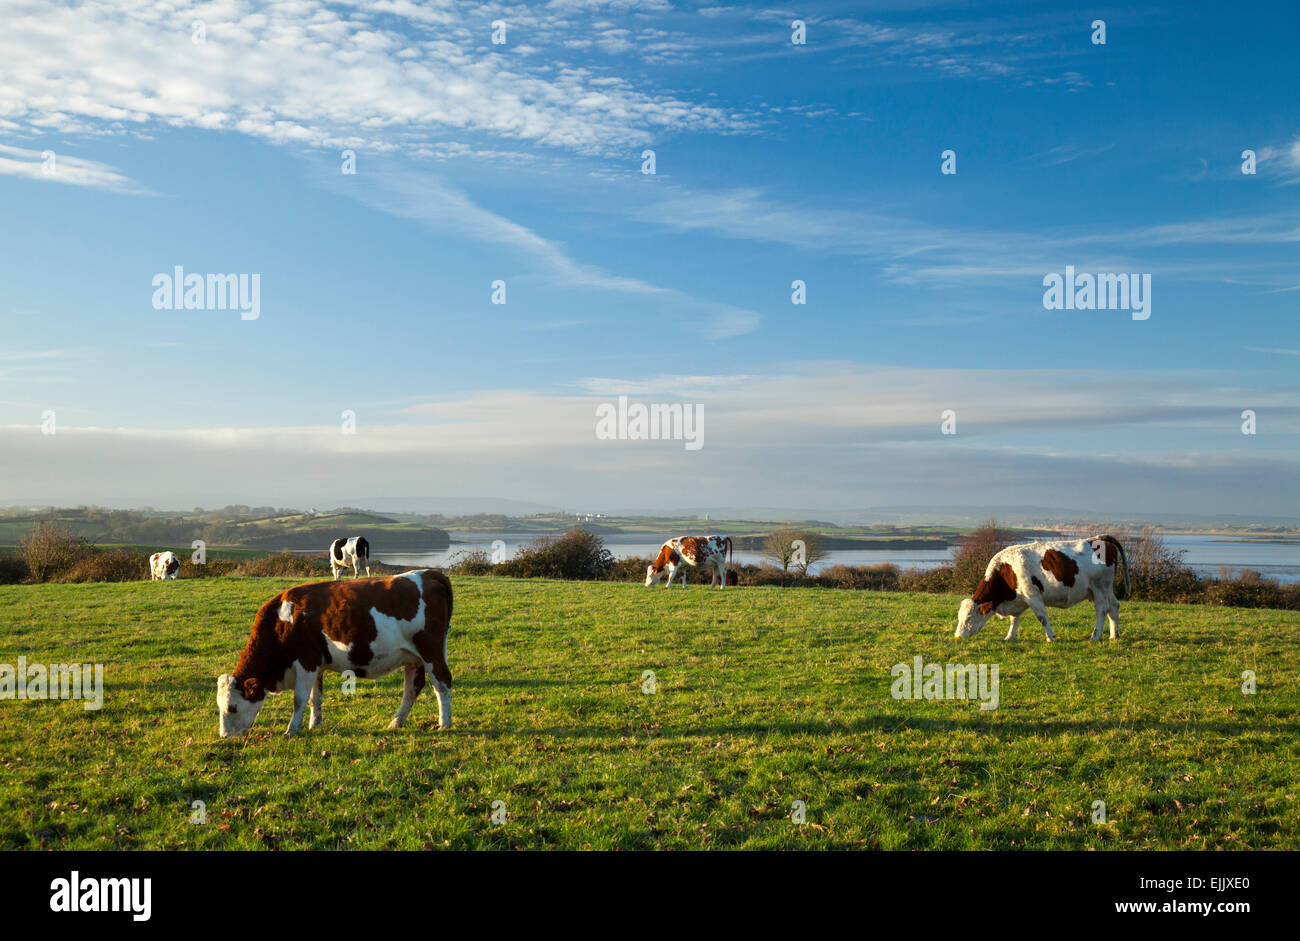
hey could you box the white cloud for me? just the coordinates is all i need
[0,0,748,158]
[2,363,1295,511]
[0,144,149,194]
[330,166,761,337]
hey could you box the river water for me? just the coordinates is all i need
[377,532,1300,583]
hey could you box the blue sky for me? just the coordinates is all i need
[0,0,1297,516]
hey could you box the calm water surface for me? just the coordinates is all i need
[377,532,1300,583]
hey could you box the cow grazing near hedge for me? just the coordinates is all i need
[955,535,1130,642]
[645,536,733,588]
[216,569,453,737]
[149,551,180,581]
[329,536,370,579]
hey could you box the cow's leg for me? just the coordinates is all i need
[387,662,426,730]
[1090,594,1107,641]
[309,671,324,729]
[715,560,726,588]
[286,668,313,736]
[330,558,339,580]
[429,644,453,731]
[414,628,453,730]
[1025,596,1055,642]
[1107,597,1120,639]
[665,563,678,587]
[1004,615,1020,641]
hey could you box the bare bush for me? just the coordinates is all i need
[18,520,93,583]
[446,548,494,576]
[762,529,826,574]
[949,519,1015,594]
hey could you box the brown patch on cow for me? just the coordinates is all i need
[650,543,681,573]
[230,574,425,701]
[1030,575,1044,592]
[971,563,1018,616]
[1041,549,1078,586]
[678,537,705,565]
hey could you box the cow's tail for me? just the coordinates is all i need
[724,536,733,568]
[1102,534,1131,600]
[428,568,454,620]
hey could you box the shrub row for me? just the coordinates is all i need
[5,523,1298,612]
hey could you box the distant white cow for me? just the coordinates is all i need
[645,536,733,588]
[329,536,370,579]
[149,551,180,581]
[956,535,1130,642]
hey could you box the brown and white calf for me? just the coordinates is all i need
[216,569,453,737]
[149,551,180,581]
[955,536,1131,642]
[645,536,733,588]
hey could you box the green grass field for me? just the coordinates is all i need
[1,577,1296,849]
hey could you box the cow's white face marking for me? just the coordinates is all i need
[216,673,263,737]
[645,565,664,587]
[955,598,993,637]
[279,600,294,622]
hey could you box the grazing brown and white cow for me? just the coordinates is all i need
[216,569,453,737]
[149,551,180,581]
[955,536,1130,642]
[329,536,370,579]
[645,536,733,588]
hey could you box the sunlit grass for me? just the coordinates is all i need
[0,576,1295,849]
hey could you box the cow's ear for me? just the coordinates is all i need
[978,602,993,616]
[243,677,262,700]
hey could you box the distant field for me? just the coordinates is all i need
[0,544,271,561]
[0,577,1296,849]
[0,511,449,551]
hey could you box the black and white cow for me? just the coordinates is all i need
[149,551,180,581]
[329,536,370,579]
[955,535,1130,642]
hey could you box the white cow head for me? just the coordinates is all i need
[216,673,265,737]
[955,598,996,638]
[645,564,668,587]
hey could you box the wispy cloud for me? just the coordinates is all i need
[329,166,761,338]
[0,144,149,194]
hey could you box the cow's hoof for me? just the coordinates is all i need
[438,723,452,731]
[386,719,404,731]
